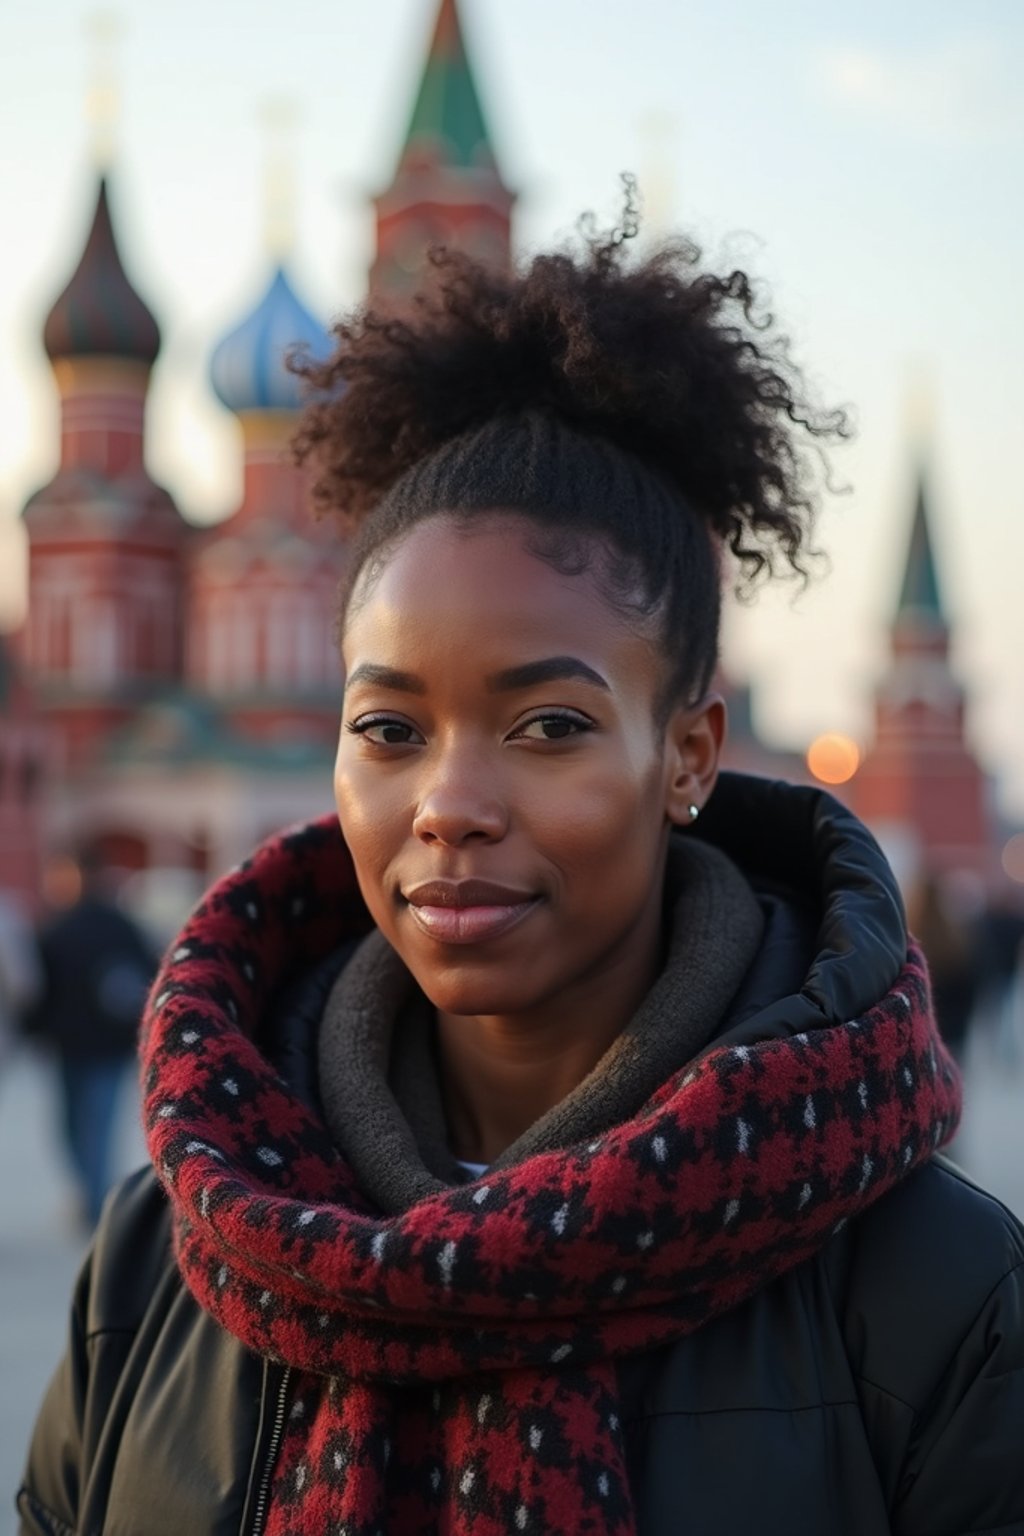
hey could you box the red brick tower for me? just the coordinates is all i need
[21,173,186,772]
[370,0,514,300]
[851,464,992,880]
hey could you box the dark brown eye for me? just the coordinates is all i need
[346,717,423,746]
[514,713,592,742]
[378,722,415,745]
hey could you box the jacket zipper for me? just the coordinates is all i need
[248,1365,292,1536]
[16,1489,75,1536]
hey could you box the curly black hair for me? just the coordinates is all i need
[292,181,848,711]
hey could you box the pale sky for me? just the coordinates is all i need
[1,0,1023,811]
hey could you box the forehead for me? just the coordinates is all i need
[343,514,648,663]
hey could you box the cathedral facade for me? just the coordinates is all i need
[1,0,1000,924]
[8,0,513,927]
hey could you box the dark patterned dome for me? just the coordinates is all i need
[43,176,161,365]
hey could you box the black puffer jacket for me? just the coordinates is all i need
[18,778,1024,1536]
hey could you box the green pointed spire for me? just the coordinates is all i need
[897,468,944,621]
[401,0,497,169]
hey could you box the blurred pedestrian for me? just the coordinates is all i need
[0,890,40,1076]
[24,847,157,1229]
[906,870,981,1064]
[975,893,1024,1069]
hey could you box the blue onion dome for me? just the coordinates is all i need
[210,266,333,415]
[43,176,161,365]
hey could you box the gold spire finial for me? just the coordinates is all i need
[904,364,936,454]
[259,97,298,262]
[85,11,122,167]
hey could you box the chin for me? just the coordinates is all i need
[408,962,543,1019]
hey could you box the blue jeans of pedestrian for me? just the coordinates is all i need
[57,1056,127,1227]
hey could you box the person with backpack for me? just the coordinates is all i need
[25,847,157,1229]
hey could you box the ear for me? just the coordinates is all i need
[662,693,726,827]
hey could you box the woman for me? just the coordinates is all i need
[19,201,1024,1536]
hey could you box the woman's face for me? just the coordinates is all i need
[336,514,721,1019]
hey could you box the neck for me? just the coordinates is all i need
[436,879,666,1166]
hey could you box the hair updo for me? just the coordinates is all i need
[292,182,848,716]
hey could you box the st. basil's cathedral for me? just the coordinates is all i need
[0,0,1004,929]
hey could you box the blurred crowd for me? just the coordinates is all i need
[0,849,158,1231]
[0,850,1022,1232]
[905,870,1024,1070]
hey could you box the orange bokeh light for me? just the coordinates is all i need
[806,732,861,786]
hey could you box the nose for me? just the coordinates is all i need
[411,749,508,847]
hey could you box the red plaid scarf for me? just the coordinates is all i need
[141,817,961,1536]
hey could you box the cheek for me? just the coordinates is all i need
[334,755,404,890]
[523,752,667,877]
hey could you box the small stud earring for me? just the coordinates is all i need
[688,803,700,822]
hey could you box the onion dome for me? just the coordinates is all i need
[43,176,161,365]
[210,266,333,416]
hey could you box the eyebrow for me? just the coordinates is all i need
[486,657,611,693]
[344,656,611,696]
[345,663,426,695]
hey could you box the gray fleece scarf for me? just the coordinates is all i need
[318,836,765,1215]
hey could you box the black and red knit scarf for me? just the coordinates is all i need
[142,817,961,1536]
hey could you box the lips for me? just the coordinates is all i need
[402,879,540,945]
